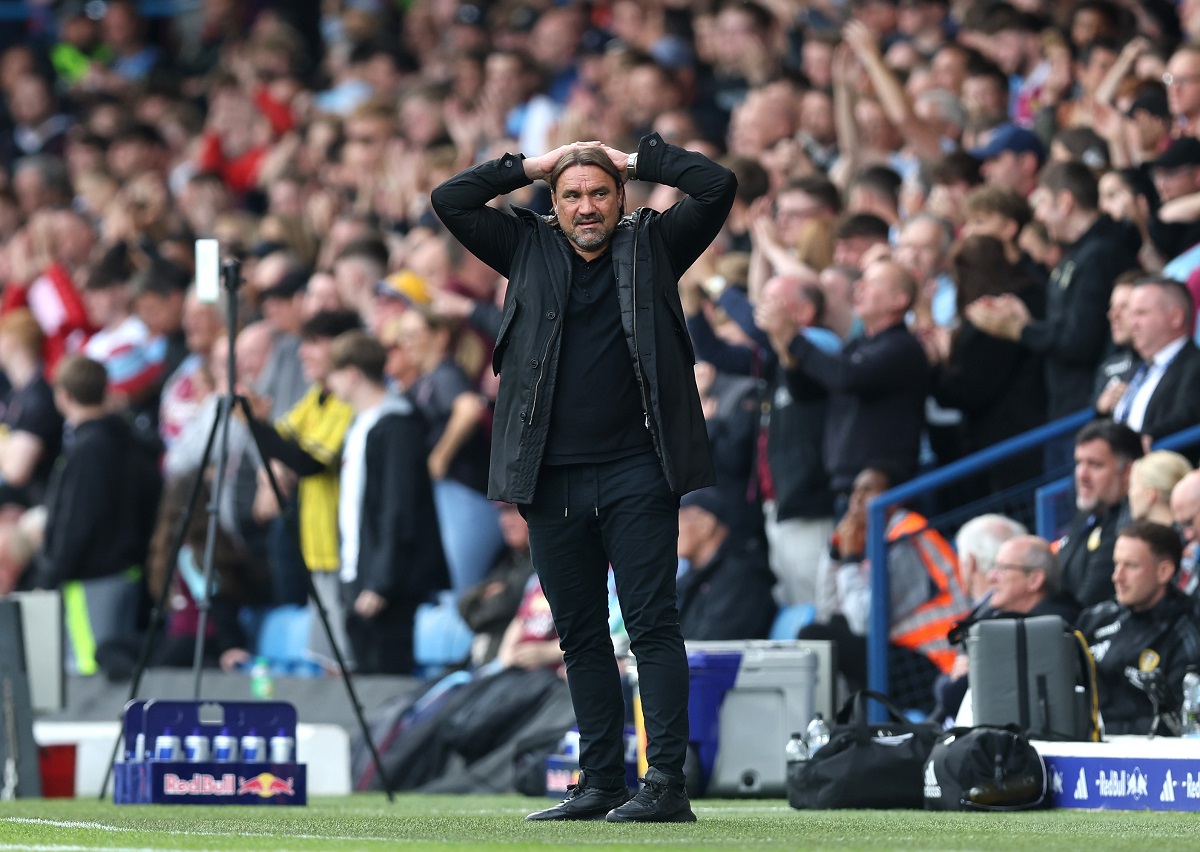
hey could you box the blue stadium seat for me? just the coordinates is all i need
[253,604,320,675]
[769,603,817,640]
[413,591,474,677]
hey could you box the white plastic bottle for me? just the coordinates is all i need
[805,713,831,757]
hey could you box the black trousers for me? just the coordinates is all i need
[341,583,418,675]
[521,450,688,789]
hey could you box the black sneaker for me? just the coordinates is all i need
[605,768,696,823]
[525,783,630,822]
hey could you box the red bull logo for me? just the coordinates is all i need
[237,772,296,798]
[163,773,236,796]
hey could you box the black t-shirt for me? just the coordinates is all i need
[0,375,63,505]
[410,358,490,494]
[543,247,652,464]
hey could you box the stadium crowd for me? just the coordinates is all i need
[4,0,1200,738]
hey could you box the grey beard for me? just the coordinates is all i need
[569,226,610,251]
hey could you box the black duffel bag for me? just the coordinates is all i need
[923,725,1047,811]
[787,690,942,810]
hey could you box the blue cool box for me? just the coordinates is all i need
[114,699,306,805]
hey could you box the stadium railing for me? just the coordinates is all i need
[863,408,1093,719]
[1035,421,1200,540]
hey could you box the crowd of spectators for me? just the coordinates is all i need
[4,0,1200,732]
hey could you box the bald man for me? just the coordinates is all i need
[1170,469,1200,597]
[780,259,930,503]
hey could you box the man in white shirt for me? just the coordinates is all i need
[1104,277,1200,447]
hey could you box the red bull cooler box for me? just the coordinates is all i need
[114,699,306,805]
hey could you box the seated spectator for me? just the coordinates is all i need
[144,471,270,671]
[326,331,450,674]
[495,574,568,679]
[982,535,1081,623]
[1056,419,1143,607]
[0,309,62,507]
[935,534,1080,723]
[953,513,1028,605]
[675,487,777,642]
[458,502,536,669]
[1078,520,1200,736]
[800,466,971,713]
[29,355,162,676]
[1129,450,1193,526]
[1170,469,1200,597]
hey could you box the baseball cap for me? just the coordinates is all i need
[969,123,1046,165]
[375,270,431,306]
[679,487,729,521]
[1126,87,1171,121]
[1150,137,1200,171]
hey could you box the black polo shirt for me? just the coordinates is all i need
[542,246,651,464]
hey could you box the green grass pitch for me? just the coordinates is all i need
[2,795,1199,851]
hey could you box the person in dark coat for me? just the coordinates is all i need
[1056,420,1143,608]
[326,331,450,675]
[1101,277,1200,445]
[782,259,930,504]
[1078,520,1200,736]
[432,134,736,823]
[967,161,1138,420]
[31,355,161,677]
[675,487,777,641]
[930,235,1047,495]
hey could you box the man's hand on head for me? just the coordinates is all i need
[523,141,602,182]
[597,144,631,179]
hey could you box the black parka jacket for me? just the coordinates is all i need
[431,133,737,503]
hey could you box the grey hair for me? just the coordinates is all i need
[955,513,1027,573]
[1020,537,1061,596]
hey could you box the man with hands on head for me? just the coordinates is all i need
[432,133,736,823]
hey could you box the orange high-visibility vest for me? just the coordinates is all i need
[886,510,971,673]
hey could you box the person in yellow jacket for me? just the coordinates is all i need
[247,309,360,666]
[801,466,972,713]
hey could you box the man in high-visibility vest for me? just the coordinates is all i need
[801,466,972,712]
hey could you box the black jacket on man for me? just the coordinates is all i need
[351,408,450,604]
[33,413,161,588]
[686,296,833,523]
[786,322,929,493]
[1057,498,1128,609]
[1078,586,1200,736]
[1115,340,1200,441]
[677,538,778,641]
[431,133,737,503]
[1019,215,1137,419]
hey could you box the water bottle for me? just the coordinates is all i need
[805,713,831,757]
[1182,666,1200,737]
[250,656,274,700]
[785,731,808,764]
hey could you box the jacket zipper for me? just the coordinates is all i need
[527,244,569,426]
[527,320,559,425]
[629,215,655,442]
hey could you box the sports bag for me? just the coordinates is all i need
[787,690,942,809]
[923,725,1047,811]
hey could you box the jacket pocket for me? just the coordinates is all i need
[491,297,520,375]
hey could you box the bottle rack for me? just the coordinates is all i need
[113,699,306,805]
